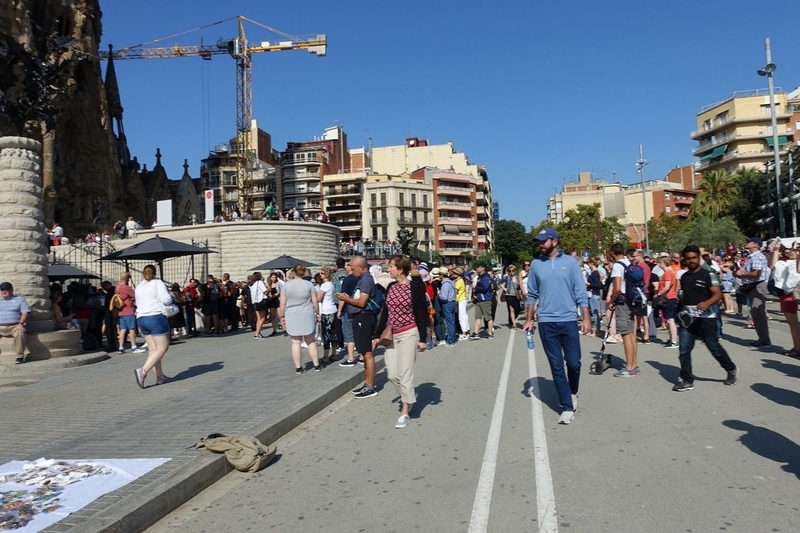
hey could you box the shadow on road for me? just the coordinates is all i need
[411,382,442,418]
[723,420,800,479]
[644,359,680,384]
[761,358,800,379]
[170,361,225,382]
[521,376,560,414]
[751,382,800,409]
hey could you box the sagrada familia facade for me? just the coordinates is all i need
[0,0,202,238]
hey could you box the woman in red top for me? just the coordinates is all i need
[655,257,679,348]
[374,255,429,429]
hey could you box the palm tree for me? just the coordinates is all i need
[693,169,739,220]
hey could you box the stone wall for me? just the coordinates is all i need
[51,221,342,285]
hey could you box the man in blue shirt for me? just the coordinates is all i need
[523,229,591,425]
[0,282,30,364]
[735,237,770,348]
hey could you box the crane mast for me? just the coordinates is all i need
[101,15,327,215]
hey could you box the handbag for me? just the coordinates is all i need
[652,294,667,310]
[377,324,393,347]
[158,299,180,318]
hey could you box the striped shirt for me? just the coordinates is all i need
[742,250,768,284]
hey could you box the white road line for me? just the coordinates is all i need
[468,332,515,533]
[528,340,559,533]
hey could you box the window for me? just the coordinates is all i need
[423,195,428,208]
[424,229,430,241]
[664,193,670,200]
[411,194,416,207]
[310,200,320,208]
[380,193,386,206]
[381,209,387,220]
[423,212,428,223]
[400,210,405,220]
[399,193,405,206]
[412,212,418,222]
[372,228,378,241]
[371,193,377,206]
[382,228,388,241]
[665,206,671,213]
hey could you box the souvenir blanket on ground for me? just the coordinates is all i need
[0,457,170,532]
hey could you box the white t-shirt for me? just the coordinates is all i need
[610,258,629,296]
[318,281,337,314]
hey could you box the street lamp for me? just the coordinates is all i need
[636,145,650,252]
[758,37,784,236]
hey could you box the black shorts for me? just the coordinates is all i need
[202,302,218,316]
[352,311,376,355]
[253,301,268,312]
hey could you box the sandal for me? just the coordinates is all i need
[782,349,800,357]
[743,324,755,329]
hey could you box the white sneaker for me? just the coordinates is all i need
[558,411,575,425]
[395,415,410,429]
[571,394,578,412]
[301,341,309,349]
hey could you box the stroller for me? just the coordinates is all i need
[589,309,616,375]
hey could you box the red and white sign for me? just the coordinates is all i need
[205,191,213,199]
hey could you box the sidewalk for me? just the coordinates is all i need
[0,329,384,533]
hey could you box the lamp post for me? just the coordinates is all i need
[636,145,650,252]
[758,37,785,236]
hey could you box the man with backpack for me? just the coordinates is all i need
[336,255,381,398]
[469,263,495,340]
[608,243,644,377]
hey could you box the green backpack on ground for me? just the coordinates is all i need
[194,433,276,473]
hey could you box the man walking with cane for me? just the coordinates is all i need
[523,228,592,424]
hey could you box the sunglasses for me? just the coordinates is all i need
[524,263,531,266]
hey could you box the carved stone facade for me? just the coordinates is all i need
[0,1,199,238]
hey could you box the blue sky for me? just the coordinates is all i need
[100,1,800,229]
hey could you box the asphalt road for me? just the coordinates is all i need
[144,313,800,533]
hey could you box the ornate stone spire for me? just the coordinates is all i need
[183,159,190,178]
[104,45,124,124]
[154,148,163,169]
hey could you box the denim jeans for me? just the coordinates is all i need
[441,301,456,344]
[678,317,736,382]
[588,294,601,331]
[538,321,581,411]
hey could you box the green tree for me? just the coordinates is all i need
[729,166,768,237]
[493,219,528,265]
[693,169,739,220]
[647,213,687,252]
[553,203,628,256]
[668,215,744,252]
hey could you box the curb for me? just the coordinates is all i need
[0,351,110,377]
[77,358,386,533]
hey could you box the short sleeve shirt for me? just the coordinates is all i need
[346,273,375,315]
[0,295,30,324]
[115,283,136,316]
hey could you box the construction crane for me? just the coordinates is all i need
[101,15,327,214]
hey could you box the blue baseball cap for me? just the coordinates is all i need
[746,237,763,247]
[535,228,559,241]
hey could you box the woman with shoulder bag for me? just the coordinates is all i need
[373,255,429,429]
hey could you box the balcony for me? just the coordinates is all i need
[326,186,362,197]
[439,247,475,254]
[371,218,389,225]
[693,129,794,155]
[327,204,361,213]
[438,201,472,211]
[691,109,793,139]
[398,217,430,226]
[334,220,362,229]
[283,172,320,181]
[439,215,473,224]
[476,191,487,206]
[281,155,321,166]
[438,185,472,196]
[696,146,791,169]
[439,233,473,242]
[283,188,321,198]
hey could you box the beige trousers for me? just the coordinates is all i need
[0,325,27,356]
[385,327,418,404]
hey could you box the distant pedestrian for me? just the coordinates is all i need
[280,264,321,374]
[734,237,770,348]
[0,282,29,364]
[499,264,520,329]
[469,262,495,340]
[132,265,174,388]
[671,246,737,392]
[523,228,591,425]
[116,272,144,354]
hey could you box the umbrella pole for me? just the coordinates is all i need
[159,260,164,281]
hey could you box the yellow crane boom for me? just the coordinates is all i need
[101,15,327,214]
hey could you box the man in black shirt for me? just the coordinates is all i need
[673,245,738,392]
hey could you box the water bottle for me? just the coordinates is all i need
[526,330,535,350]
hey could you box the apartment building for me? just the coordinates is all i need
[281,126,349,216]
[546,167,700,247]
[200,120,279,218]
[693,88,796,173]
[371,137,495,255]
[324,171,365,243]
[362,173,434,252]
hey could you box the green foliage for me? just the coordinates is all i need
[693,170,739,220]
[666,215,744,252]
[552,203,629,256]
[729,167,767,236]
[647,213,687,252]
[493,219,528,265]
